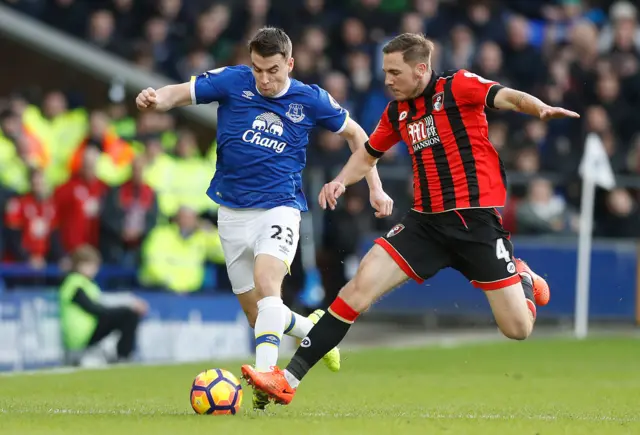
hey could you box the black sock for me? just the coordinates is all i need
[286,310,353,381]
[520,273,535,304]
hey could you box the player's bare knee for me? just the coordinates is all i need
[253,266,284,298]
[254,274,281,298]
[335,279,367,313]
[254,255,287,298]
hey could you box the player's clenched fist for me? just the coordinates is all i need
[136,87,158,111]
[318,181,346,211]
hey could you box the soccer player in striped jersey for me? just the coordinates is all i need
[241,33,580,405]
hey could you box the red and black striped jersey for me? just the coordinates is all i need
[365,69,507,214]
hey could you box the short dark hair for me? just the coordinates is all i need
[248,27,292,58]
[382,33,434,65]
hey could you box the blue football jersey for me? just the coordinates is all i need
[190,65,349,211]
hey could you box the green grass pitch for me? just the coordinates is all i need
[1,337,638,434]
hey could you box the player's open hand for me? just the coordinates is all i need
[318,181,346,211]
[369,188,393,218]
[539,106,580,121]
[136,87,158,111]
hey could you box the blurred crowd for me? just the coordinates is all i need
[1,0,640,295]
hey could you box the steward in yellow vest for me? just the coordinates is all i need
[59,245,148,365]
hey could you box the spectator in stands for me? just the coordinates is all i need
[599,1,640,61]
[596,188,640,238]
[516,177,578,235]
[584,105,627,173]
[54,146,107,253]
[108,101,136,141]
[189,3,234,70]
[22,90,88,188]
[86,8,129,58]
[0,108,27,193]
[144,15,179,79]
[441,24,476,71]
[568,19,600,109]
[70,110,135,186]
[502,14,547,93]
[473,41,511,88]
[464,0,507,44]
[138,205,224,293]
[1,134,33,195]
[140,133,175,218]
[99,156,158,266]
[159,129,216,218]
[322,71,355,117]
[111,0,140,41]
[59,245,147,366]
[4,168,65,268]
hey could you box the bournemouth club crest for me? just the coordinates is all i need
[432,92,444,111]
[386,224,405,238]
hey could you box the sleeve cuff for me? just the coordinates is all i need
[365,140,384,158]
[190,76,197,106]
[486,84,505,109]
[333,112,349,134]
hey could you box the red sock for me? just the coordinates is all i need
[328,297,360,324]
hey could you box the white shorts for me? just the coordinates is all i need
[217,205,301,294]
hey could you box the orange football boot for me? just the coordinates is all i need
[515,258,550,306]
[241,365,296,405]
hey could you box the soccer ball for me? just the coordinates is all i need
[190,368,243,415]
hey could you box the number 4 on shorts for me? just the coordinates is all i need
[495,238,510,262]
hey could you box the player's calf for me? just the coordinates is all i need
[253,254,289,372]
[485,280,535,341]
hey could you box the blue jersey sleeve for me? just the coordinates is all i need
[312,86,349,133]
[190,66,237,104]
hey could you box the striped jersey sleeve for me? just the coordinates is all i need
[365,102,402,157]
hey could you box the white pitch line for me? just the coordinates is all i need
[0,408,637,423]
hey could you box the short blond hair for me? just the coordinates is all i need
[383,33,435,65]
[71,245,101,271]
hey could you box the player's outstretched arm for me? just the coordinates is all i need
[338,118,393,217]
[318,147,379,211]
[136,83,192,112]
[492,87,580,121]
[339,119,383,191]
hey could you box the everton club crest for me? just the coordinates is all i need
[286,103,305,123]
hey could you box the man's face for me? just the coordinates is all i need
[382,52,427,101]
[250,52,293,97]
[31,171,46,198]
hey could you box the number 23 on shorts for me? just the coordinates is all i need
[270,225,294,246]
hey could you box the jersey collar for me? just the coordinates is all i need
[256,77,291,99]
[421,70,438,98]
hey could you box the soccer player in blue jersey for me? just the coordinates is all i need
[135,27,393,409]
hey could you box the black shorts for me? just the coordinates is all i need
[375,208,520,291]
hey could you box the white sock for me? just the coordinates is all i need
[282,306,315,339]
[284,369,300,389]
[254,296,286,372]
